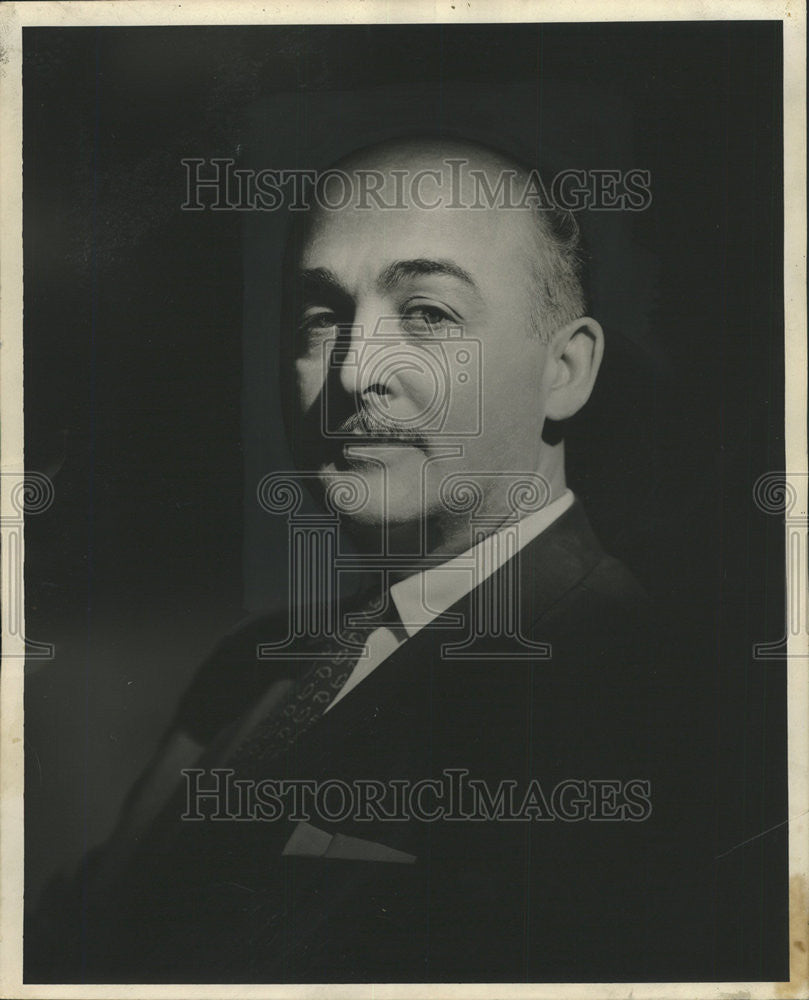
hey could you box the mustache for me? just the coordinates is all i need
[335,409,428,447]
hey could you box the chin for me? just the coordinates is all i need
[348,487,426,530]
[309,450,441,542]
[338,483,432,552]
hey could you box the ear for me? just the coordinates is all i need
[544,317,604,421]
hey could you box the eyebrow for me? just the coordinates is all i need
[295,259,480,300]
[295,267,354,309]
[297,266,344,294]
[378,258,479,294]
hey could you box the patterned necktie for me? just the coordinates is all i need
[228,585,390,770]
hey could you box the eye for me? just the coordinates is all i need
[299,309,339,334]
[401,302,456,335]
[295,310,342,359]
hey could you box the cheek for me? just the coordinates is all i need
[396,368,442,407]
[294,359,324,411]
[481,348,545,416]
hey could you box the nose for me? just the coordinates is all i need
[336,312,391,401]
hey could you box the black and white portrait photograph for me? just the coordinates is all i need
[0,2,806,997]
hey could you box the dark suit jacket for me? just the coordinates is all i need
[30,501,723,983]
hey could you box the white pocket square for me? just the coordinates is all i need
[282,821,416,864]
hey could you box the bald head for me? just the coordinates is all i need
[300,134,588,342]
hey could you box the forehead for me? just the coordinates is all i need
[298,196,537,293]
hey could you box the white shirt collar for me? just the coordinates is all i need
[389,489,575,638]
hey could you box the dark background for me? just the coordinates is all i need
[23,21,787,979]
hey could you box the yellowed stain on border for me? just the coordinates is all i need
[775,874,809,998]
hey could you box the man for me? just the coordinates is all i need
[32,135,716,983]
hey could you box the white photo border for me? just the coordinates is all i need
[1,2,805,998]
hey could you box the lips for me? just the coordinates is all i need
[345,434,414,445]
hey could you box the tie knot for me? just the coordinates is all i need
[343,581,399,634]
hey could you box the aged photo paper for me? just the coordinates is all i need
[1,1,806,998]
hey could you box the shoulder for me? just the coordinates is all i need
[572,551,651,618]
[538,552,652,646]
[518,499,653,637]
[171,605,306,744]
[516,500,660,674]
